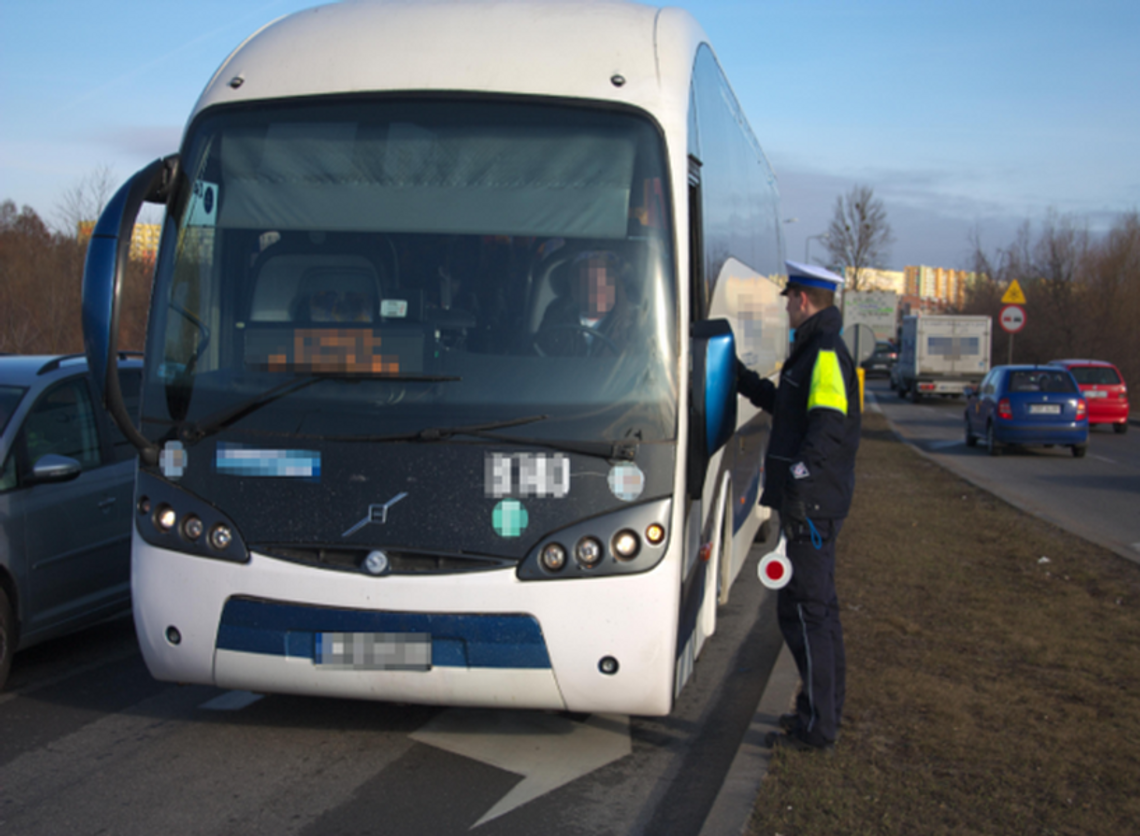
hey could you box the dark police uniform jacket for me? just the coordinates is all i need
[737,305,861,520]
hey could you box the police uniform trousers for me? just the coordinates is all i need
[777,517,846,746]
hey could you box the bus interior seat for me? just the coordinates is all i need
[248,254,383,323]
[526,253,575,335]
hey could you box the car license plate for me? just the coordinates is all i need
[1029,404,1062,415]
[315,632,431,670]
[1085,390,1107,398]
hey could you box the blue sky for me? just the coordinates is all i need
[2,0,1137,269]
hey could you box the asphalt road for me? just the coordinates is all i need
[866,378,1140,564]
[0,533,783,836]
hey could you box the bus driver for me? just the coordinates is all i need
[535,250,638,356]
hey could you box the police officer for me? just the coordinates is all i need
[737,261,861,752]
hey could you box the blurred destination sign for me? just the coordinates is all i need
[1001,280,1026,305]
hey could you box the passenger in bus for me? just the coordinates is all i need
[736,261,861,754]
[534,250,639,356]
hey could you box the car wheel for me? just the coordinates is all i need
[965,418,977,447]
[1114,423,1128,435]
[986,423,1001,457]
[0,586,13,691]
[1072,443,1088,458]
[911,386,922,404]
[897,384,908,400]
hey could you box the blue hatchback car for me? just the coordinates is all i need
[964,365,1089,457]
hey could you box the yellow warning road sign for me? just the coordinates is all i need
[1001,280,1026,305]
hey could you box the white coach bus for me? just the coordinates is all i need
[82,0,787,715]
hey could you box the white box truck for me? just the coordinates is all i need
[895,315,991,403]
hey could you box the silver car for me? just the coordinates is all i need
[0,353,141,689]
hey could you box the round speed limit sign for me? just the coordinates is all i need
[1000,304,1026,334]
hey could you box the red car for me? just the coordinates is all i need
[1049,359,1129,434]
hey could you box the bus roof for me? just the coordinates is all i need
[192,0,706,124]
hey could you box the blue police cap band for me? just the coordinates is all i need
[786,276,841,291]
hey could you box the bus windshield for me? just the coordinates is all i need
[143,98,677,446]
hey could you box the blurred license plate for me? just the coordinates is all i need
[315,632,431,670]
[1085,390,1107,398]
[1029,404,1061,415]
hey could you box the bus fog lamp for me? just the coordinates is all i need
[645,523,665,545]
[209,524,234,551]
[575,536,603,568]
[612,530,640,560]
[165,626,182,645]
[155,505,177,533]
[540,543,567,572]
[599,656,619,675]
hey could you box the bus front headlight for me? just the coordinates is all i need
[612,530,640,560]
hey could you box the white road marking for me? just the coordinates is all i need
[199,690,264,711]
[1090,455,1118,465]
[410,709,631,828]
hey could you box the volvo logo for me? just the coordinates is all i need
[343,492,408,537]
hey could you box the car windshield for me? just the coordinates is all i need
[1067,366,1121,386]
[1007,370,1077,394]
[142,98,677,445]
[0,385,26,435]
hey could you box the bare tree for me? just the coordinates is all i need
[824,184,895,291]
[53,164,117,237]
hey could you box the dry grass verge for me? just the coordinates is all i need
[748,410,1140,836]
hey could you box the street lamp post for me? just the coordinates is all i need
[805,234,828,263]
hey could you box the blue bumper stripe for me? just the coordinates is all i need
[217,597,552,669]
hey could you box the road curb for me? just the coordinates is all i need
[698,645,797,836]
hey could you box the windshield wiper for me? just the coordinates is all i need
[471,433,638,462]
[327,416,637,461]
[324,414,551,444]
[147,372,461,443]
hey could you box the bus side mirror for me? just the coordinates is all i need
[689,318,737,498]
[82,155,177,467]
